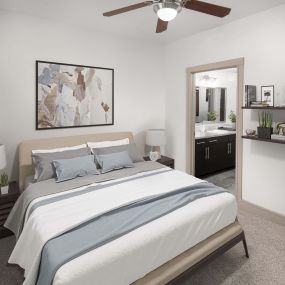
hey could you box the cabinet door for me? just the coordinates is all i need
[207,138,228,173]
[195,141,210,177]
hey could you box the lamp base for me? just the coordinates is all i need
[152,146,161,159]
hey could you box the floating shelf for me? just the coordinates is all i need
[242,106,285,110]
[242,135,285,145]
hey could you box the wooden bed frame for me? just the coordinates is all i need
[18,132,249,284]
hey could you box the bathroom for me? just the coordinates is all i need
[194,68,237,194]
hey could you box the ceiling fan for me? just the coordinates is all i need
[103,0,231,33]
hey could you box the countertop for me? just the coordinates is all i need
[195,130,236,139]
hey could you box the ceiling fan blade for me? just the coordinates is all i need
[103,1,153,17]
[156,19,168,33]
[184,0,231,18]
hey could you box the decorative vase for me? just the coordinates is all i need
[257,127,273,139]
[0,185,9,195]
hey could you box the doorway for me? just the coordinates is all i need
[186,59,244,200]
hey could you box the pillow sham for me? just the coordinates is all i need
[32,144,87,154]
[53,155,99,182]
[95,151,134,174]
[87,138,130,149]
[92,143,144,163]
[32,144,87,180]
[32,147,90,182]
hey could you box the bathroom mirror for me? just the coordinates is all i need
[196,87,226,123]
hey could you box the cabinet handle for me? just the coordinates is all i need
[209,139,218,143]
[197,142,205,145]
[207,147,210,159]
[205,148,208,160]
[227,143,230,154]
[229,143,232,154]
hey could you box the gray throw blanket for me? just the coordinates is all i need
[36,182,226,285]
[5,161,167,239]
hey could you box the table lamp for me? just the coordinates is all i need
[0,145,7,171]
[0,145,8,195]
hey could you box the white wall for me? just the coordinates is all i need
[0,11,165,180]
[165,5,285,216]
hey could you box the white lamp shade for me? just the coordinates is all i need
[157,8,177,21]
[0,145,7,170]
[146,129,166,146]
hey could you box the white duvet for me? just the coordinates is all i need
[9,168,237,285]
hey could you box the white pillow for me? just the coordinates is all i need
[32,144,87,154]
[32,144,87,180]
[87,138,130,150]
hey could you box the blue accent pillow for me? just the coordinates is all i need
[92,144,144,163]
[95,151,134,174]
[53,155,99,182]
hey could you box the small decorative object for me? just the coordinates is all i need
[36,61,114,130]
[146,129,166,160]
[245,85,256,107]
[271,134,285,141]
[149,151,160,162]
[250,101,269,107]
[261,85,274,107]
[276,122,285,136]
[257,111,273,139]
[207,111,217,121]
[245,129,256,136]
[228,110,236,129]
[0,173,9,195]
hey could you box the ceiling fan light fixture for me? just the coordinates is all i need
[153,1,182,22]
[157,8,177,21]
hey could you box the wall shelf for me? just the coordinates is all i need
[242,106,285,110]
[242,135,285,145]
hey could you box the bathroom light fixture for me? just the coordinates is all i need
[153,1,182,22]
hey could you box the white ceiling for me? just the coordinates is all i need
[1,0,285,44]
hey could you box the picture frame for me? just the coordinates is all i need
[261,85,274,107]
[36,60,114,130]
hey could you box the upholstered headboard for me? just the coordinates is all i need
[19,132,134,191]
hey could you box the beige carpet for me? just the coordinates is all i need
[0,209,284,285]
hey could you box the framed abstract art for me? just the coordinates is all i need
[36,60,114,130]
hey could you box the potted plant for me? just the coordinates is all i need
[257,111,273,139]
[0,173,9,195]
[207,111,217,122]
[228,110,236,129]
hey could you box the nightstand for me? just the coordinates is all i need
[0,182,20,239]
[144,155,175,169]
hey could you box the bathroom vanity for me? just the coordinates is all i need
[195,132,236,178]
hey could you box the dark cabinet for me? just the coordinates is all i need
[195,135,236,178]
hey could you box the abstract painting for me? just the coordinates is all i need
[36,61,114,130]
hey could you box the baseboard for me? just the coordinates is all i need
[238,200,285,227]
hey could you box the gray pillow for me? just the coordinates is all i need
[92,144,144,163]
[32,147,90,182]
[53,155,99,182]
[95,151,134,174]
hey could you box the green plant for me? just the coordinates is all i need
[258,111,273,128]
[228,111,236,123]
[207,111,217,121]
[0,173,9,187]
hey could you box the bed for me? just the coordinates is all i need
[5,132,249,285]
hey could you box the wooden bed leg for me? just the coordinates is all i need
[242,234,249,258]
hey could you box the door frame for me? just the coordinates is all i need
[186,58,244,201]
